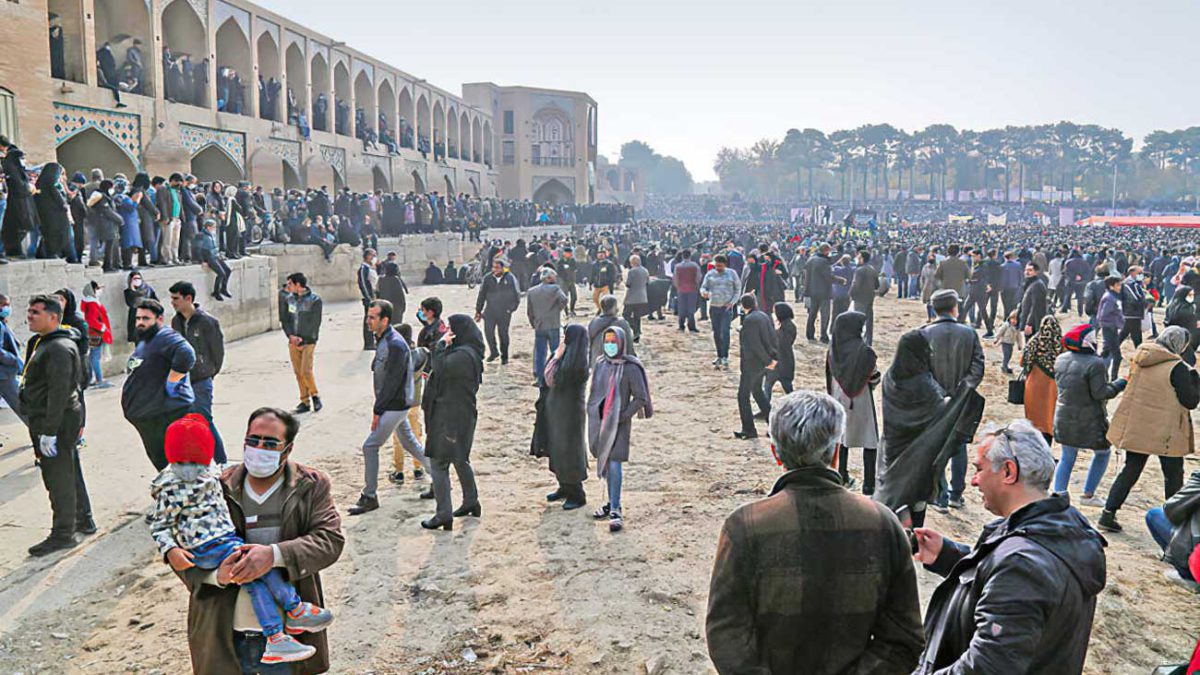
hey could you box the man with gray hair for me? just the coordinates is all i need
[527,266,567,386]
[912,419,1107,674]
[707,390,923,673]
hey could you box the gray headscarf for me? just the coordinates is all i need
[1156,326,1191,355]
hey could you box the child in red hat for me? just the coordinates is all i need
[148,413,333,665]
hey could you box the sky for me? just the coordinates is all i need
[255,0,1199,181]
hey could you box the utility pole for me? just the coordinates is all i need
[1110,162,1118,212]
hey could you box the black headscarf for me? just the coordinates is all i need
[828,311,876,397]
[37,162,63,192]
[446,313,484,382]
[889,329,932,381]
[545,323,589,388]
[773,301,794,322]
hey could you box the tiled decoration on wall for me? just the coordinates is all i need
[180,123,246,174]
[53,103,142,168]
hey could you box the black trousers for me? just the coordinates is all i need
[623,303,646,341]
[483,311,512,359]
[852,300,875,345]
[1061,283,1084,315]
[201,251,231,295]
[838,445,877,495]
[361,299,376,349]
[1118,316,1143,351]
[806,297,831,341]
[1001,288,1019,320]
[133,408,189,471]
[737,366,770,436]
[1105,451,1184,513]
[178,219,195,262]
[965,293,993,333]
[31,406,90,539]
[832,296,850,320]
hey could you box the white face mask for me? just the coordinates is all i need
[243,446,283,478]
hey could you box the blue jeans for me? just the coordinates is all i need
[607,460,623,512]
[0,376,25,422]
[676,291,699,330]
[192,377,227,464]
[65,225,79,263]
[190,533,300,636]
[533,329,560,387]
[1054,445,1110,496]
[710,306,733,358]
[938,443,968,504]
[908,275,919,299]
[1147,507,1193,580]
[234,631,295,674]
[89,347,104,384]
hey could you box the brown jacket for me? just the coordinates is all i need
[182,461,345,674]
[705,466,923,674]
[1108,343,1195,457]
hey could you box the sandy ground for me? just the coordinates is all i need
[0,283,1196,674]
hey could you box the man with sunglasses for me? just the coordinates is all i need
[182,407,344,673]
[911,420,1107,674]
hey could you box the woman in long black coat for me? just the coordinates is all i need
[123,270,157,342]
[765,301,796,394]
[33,162,71,259]
[421,313,484,531]
[532,323,589,509]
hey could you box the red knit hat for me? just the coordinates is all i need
[165,413,215,465]
[1061,323,1096,353]
[1190,543,1200,584]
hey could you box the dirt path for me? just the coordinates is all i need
[0,286,1195,673]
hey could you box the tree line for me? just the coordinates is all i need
[713,123,1200,205]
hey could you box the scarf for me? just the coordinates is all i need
[544,324,587,388]
[590,327,652,478]
[1022,315,1062,376]
[445,314,485,382]
[828,311,876,398]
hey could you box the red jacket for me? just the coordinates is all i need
[81,298,113,345]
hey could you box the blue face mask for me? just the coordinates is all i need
[0,306,9,320]
[603,342,619,358]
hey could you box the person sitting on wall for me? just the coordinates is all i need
[424,261,444,285]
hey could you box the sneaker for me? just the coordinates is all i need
[982,333,995,340]
[348,493,379,516]
[929,502,949,514]
[948,498,965,509]
[1079,495,1106,508]
[1164,569,1200,594]
[711,357,721,366]
[261,632,317,664]
[285,601,335,634]
[387,471,405,485]
[609,509,624,532]
[28,534,78,557]
[293,402,311,414]
[1097,509,1123,532]
[592,504,611,520]
[311,396,323,412]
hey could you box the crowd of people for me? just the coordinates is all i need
[9,174,1200,672]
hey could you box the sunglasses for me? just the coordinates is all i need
[244,435,288,451]
[984,423,1021,480]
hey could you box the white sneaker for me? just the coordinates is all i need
[1079,495,1106,508]
[1164,569,1200,594]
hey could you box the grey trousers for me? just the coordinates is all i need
[852,300,875,346]
[362,410,428,498]
[430,455,478,520]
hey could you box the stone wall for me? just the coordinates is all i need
[0,225,573,375]
[0,255,280,376]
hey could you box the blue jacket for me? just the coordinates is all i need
[832,263,854,300]
[0,319,22,381]
[115,194,143,249]
[121,327,196,421]
[1097,290,1123,330]
[1000,260,1023,291]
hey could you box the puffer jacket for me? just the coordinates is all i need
[915,494,1107,674]
[1053,349,1124,449]
[1107,342,1198,457]
[1164,471,1200,575]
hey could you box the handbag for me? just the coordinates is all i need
[1007,375,1026,405]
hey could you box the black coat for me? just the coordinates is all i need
[803,254,834,299]
[915,494,1106,674]
[18,329,81,437]
[171,307,225,382]
[530,333,589,486]
[1018,276,1047,333]
[1053,350,1123,449]
[377,276,407,319]
[774,318,796,382]
[422,342,481,463]
[34,185,71,255]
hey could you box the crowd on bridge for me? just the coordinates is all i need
[6,180,1200,672]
